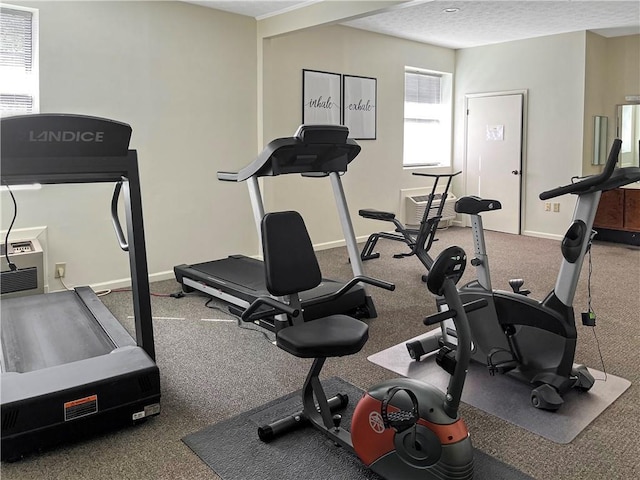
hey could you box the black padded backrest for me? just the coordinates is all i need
[261,211,322,297]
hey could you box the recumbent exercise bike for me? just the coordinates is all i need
[241,210,487,480]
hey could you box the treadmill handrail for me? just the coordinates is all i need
[216,125,361,183]
[111,179,129,251]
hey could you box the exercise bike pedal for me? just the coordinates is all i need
[384,410,418,432]
[406,339,427,361]
[508,278,531,296]
[487,360,518,376]
[435,346,457,376]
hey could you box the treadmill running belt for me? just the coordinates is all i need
[1,290,116,374]
[190,256,269,292]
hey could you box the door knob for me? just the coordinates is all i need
[512,170,520,175]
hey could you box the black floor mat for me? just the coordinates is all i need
[183,377,534,480]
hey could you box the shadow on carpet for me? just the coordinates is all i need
[183,377,534,480]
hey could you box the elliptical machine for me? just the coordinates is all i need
[407,139,640,410]
[243,210,486,480]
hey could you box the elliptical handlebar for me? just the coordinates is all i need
[539,139,621,200]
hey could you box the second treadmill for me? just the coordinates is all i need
[174,125,376,329]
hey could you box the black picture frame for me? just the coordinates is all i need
[302,69,342,125]
[343,74,377,140]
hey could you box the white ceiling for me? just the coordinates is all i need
[186,0,640,49]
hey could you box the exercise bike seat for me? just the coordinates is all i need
[358,209,395,221]
[455,196,502,215]
[276,314,369,358]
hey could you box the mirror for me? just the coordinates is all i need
[617,104,640,167]
[593,116,608,165]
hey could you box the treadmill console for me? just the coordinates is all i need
[1,113,132,158]
[227,124,361,182]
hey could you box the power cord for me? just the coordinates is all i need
[2,182,18,272]
[204,297,275,343]
[57,265,73,291]
[99,287,180,298]
[581,237,607,382]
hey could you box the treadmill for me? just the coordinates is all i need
[174,125,376,330]
[0,114,161,461]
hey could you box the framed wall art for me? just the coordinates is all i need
[343,74,377,139]
[302,69,341,125]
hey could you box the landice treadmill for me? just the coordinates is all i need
[0,114,161,461]
[174,125,376,330]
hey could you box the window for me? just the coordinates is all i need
[0,4,39,117]
[403,68,452,167]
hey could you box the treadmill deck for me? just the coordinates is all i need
[1,290,116,373]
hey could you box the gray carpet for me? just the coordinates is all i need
[2,226,639,480]
[183,376,534,480]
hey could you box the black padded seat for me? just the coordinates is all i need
[276,314,369,358]
[455,196,502,215]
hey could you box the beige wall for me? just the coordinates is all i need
[455,32,587,238]
[1,1,258,290]
[584,33,640,176]
[3,1,632,287]
[262,24,455,246]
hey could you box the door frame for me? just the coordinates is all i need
[463,90,528,233]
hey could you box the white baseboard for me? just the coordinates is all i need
[523,230,562,241]
[313,234,377,251]
[88,270,177,292]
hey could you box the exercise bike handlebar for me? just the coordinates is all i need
[303,275,395,309]
[539,138,621,200]
[217,171,239,182]
[240,276,393,322]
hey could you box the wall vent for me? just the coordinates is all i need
[1,239,44,298]
[405,193,457,229]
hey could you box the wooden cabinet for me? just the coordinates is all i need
[594,189,625,229]
[594,188,640,245]
[624,189,640,231]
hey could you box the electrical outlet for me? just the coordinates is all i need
[55,262,66,278]
[553,203,560,213]
[544,202,551,212]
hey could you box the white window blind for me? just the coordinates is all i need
[403,69,451,167]
[1,5,39,116]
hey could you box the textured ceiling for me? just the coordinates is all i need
[346,1,640,49]
[186,1,640,49]
[185,1,309,19]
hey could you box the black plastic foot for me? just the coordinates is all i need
[531,384,563,411]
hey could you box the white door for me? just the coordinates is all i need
[465,94,524,234]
